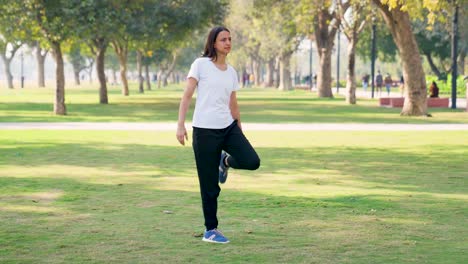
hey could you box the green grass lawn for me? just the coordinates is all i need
[1,130,467,263]
[1,83,467,123]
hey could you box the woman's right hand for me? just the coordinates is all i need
[176,124,188,146]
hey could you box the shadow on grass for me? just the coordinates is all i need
[1,139,467,197]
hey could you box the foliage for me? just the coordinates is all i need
[355,18,398,63]
[63,41,95,72]
[253,0,301,57]
[126,0,228,80]
[379,0,458,26]
[226,0,261,69]
[426,74,467,96]
[0,1,30,46]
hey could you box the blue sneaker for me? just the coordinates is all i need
[202,229,230,244]
[219,152,230,184]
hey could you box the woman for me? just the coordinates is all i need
[176,26,260,244]
[429,81,439,98]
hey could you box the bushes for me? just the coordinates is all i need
[332,80,347,88]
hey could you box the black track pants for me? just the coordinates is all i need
[192,120,260,230]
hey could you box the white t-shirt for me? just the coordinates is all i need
[188,57,240,129]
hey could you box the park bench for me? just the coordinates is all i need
[379,97,449,108]
[294,85,311,91]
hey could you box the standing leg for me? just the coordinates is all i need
[192,127,223,230]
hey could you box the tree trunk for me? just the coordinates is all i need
[263,58,275,87]
[161,52,178,87]
[70,58,81,86]
[73,68,81,85]
[316,49,333,97]
[94,39,108,104]
[274,56,280,88]
[0,55,14,89]
[458,48,465,75]
[253,59,262,86]
[88,60,94,84]
[278,52,293,91]
[112,41,129,96]
[50,42,66,115]
[157,65,165,88]
[345,38,357,104]
[425,53,443,80]
[111,69,118,85]
[314,8,340,98]
[145,64,151,90]
[374,1,427,116]
[119,55,129,95]
[136,50,144,93]
[36,46,47,87]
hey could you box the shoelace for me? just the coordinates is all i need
[212,228,225,236]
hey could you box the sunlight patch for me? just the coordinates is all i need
[0,204,64,214]
[0,190,64,204]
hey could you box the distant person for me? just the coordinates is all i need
[384,73,392,96]
[249,73,254,87]
[313,73,317,89]
[362,74,370,93]
[429,81,439,98]
[399,75,404,96]
[176,26,260,244]
[304,75,311,86]
[242,70,249,87]
[375,70,383,97]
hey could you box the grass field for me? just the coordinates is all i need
[1,130,467,263]
[1,84,467,263]
[1,84,467,123]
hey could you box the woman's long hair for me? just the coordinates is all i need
[202,26,230,61]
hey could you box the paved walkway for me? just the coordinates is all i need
[1,122,468,131]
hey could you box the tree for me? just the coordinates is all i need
[413,8,467,80]
[63,41,93,85]
[137,0,228,89]
[32,41,48,87]
[0,40,22,89]
[227,0,263,86]
[414,19,451,80]
[105,49,120,86]
[112,37,130,95]
[74,0,129,104]
[253,0,301,91]
[355,18,398,63]
[6,0,79,115]
[298,0,350,97]
[0,2,26,89]
[372,0,466,116]
[110,2,136,96]
[339,0,369,104]
[458,4,467,75]
[372,0,428,115]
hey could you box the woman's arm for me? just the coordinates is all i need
[176,77,197,145]
[229,91,242,130]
